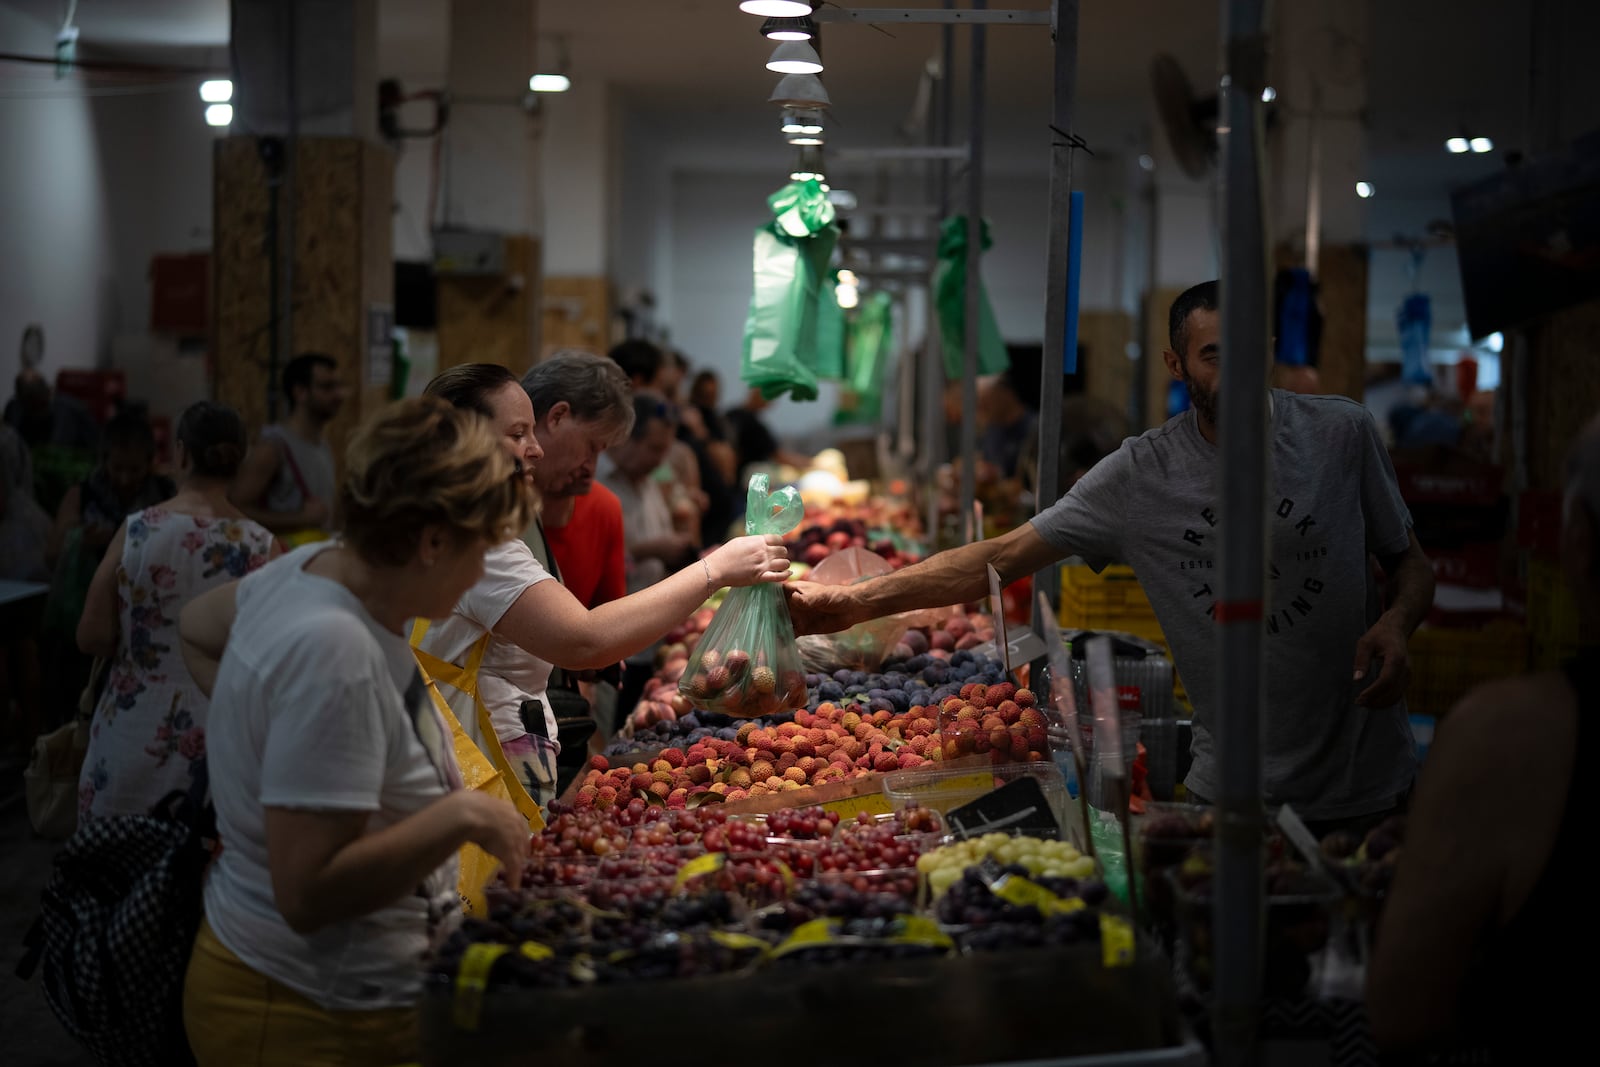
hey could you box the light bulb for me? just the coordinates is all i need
[1355,181,1374,199]
[205,103,233,127]
[1446,137,1470,154]
[1470,136,1493,154]
[740,1,813,16]
[199,79,233,103]
[1260,86,1276,103]
[836,284,859,310]
[529,73,571,93]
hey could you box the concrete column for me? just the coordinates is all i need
[541,81,615,278]
[233,0,379,139]
[442,0,540,233]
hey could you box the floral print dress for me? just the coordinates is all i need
[77,507,274,820]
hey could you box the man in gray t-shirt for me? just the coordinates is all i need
[788,281,1436,823]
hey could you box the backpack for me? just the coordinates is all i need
[17,765,214,1067]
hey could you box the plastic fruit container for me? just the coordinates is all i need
[881,761,1071,833]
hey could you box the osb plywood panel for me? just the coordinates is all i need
[1273,242,1367,401]
[540,275,611,358]
[1077,310,1134,424]
[1526,296,1600,490]
[1143,286,1188,431]
[437,234,541,375]
[213,138,274,435]
[214,136,394,477]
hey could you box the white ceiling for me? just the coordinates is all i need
[12,0,1600,351]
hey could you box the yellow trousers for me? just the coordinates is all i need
[183,919,420,1067]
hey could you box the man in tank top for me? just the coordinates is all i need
[230,352,345,542]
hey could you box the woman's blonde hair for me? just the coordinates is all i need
[339,396,532,566]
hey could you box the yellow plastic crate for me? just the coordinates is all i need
[1407,623,1528,719]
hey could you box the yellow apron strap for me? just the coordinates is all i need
[409,619,544,833]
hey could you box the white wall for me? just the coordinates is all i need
[0,7,114,395]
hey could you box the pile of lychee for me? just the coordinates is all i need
[678,647,808,719]
[936,681,1051,765]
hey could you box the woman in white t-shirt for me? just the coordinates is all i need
[175,398,533,1067]
[418,365,789,805]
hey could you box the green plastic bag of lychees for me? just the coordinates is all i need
[679,475,808,719]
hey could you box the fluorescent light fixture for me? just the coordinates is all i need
[529,73,571,92]
[199,78,233,103]
[1355,181,1374,198]
[762,16,816,40]
[767,41,823,74]
[1485,331,1504,353]
[1137,153,1155,172]
[1446,136,1470,154]
[204,103,233,127]
[1260,85,1276,103]
[769,73,829,107]
[740,1,812,15]
[1470,136,1493,154]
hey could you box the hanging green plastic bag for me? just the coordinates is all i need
[934,215,1009,381]
[813,272,847,382]
[741,180,840,403]
[678,475,808,719]
[834,291,893,425]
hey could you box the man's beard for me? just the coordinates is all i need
[1183,372,1218,426]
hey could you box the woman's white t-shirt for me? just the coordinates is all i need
[416,539,559,747]
[203,544,461,1011]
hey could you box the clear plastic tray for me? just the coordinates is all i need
[881,761,1071,835]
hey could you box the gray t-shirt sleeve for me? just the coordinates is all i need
[1028,444,1130,570]
[1354,407,1413,558]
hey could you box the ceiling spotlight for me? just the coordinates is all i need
[769,72,830,108]
[199,78,233,103]
[1355,181,1374,198]
[836,282,860,310]
[1260,85,1276,103]
[204,103,233,127]
[1470,136,1493,154]
[761,16,816,40]
[837,269,858,287]
[789,170,822,182]
[739,1,813,16]
[767,41,823,75]
[1484,331,1505,353]
[1446,136,1470,154]
[789,136,824,146]
[529,73,571,93]
[1137,153,1155,172]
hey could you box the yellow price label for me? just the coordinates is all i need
[1100,914,1135,968]
[674,850,727,889]
[821,792,896,820]
[771,917,841,959]
[709,930,773,954]
[518,941,554,961]
[887,914,955,951]
[992,875,1087,916]
[452,942,509,1030]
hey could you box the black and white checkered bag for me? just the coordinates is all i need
[17,767,214,1067]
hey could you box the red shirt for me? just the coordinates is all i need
[544,482,627,609]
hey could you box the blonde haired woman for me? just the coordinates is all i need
[177,398,532,1066]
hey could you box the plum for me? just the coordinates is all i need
[903,630,930,656]
[931,631,956,652]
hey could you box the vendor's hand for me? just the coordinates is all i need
[1353,618,1411,708]
[456,791,529,891]
[706,534,789,588]
[784,580,864,636]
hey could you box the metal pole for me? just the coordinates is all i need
[925,2,957,545]
[1214,0,1272,1063]
[959,0,987,543]
[1031,0,1078,627]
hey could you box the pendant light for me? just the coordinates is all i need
[767,41,823,74]
[761,16,816,40]
[769,73,830,108]
[739,1,813,16]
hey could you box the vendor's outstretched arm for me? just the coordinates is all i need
[787,522,1065,635]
